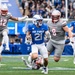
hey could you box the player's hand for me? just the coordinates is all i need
[26,35,31,40]
[25,35,32,44]
[24,15,28,20]
[18,15,28,21]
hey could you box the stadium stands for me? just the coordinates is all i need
[2,0,22,17]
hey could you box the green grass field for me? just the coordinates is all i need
[0,55,75,75]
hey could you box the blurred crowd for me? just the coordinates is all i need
[17,0,75,19]
[68,0,75,19]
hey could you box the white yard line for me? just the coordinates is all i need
[12,66,75,70]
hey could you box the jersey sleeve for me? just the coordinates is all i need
[44,24,48,31]
[27,24,32,32]
[7,13,12,19]
[70,21,75,27]
[47,20,50,27]
[61,21,67,27]
[65,32,68,36]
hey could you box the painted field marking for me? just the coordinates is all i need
[12,67,75,70]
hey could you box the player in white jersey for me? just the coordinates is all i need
[22,52,44,70]
[47,10,73,62]
[0,4,28,61]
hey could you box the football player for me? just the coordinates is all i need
[22,52,44,70]
[47,10,73,62]
[67,21,75,64]
[25,14,50,74]
[0,4,28,61]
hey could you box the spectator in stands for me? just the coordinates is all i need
[19,0,69,18]
[37,6,46,18]
[45,4,53,18]
[21,0,25,15]
[28,0,34,10]
[68,0,75,19]
[0,4,28,61]
[69,9,75,19]
[47,10,73,63]
[19,0,75,19]
[73,1,75,9]
[68,11,73,19]
[30,5,36,18]
[28,0,34,17]
[9,37,15,54]
[21,0,29,16]
[18,0,22,7]
[69,0,75,3]
[54,0,61,8]
[68,2,73,11]
[14,34,22,44]
[68,2,73,19]
[61,6,65,18]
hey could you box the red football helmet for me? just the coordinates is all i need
[35,56,44,65]
[51,10,61,23]
[1,4,8,16]
[32,56,44,70]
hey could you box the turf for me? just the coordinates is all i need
[0,55,75,75]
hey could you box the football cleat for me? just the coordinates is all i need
[41,67,48,74]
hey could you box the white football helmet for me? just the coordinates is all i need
[33,14,43,26]
[51,10,61,23]
[1,4,8,16]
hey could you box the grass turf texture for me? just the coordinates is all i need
[0,55,75,75]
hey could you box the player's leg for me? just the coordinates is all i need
[2,29,9,50]
[0,34,4,62]
[22,45,38,69]
[28,52,32,64]
[22,52,33,68]
[21,56,32,69]
[39,44,48,74]
[22,44,39,69]
[31,44,38,61]
[46,40,54,56]
[53,44,65,62]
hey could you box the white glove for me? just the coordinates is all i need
[25,37,32,44]
[70,38,74,44]
[44,31,50,42]
[18,15,28,21]
[25,35,32,44]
